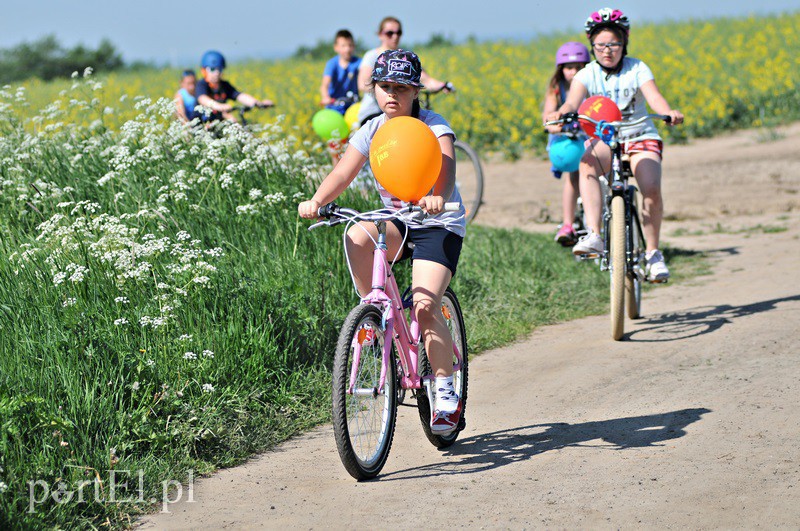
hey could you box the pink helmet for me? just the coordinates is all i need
[556,42,591,65]
[584,7,630,38]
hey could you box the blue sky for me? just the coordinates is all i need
[3,0,798,66]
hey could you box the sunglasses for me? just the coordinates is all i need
[382,30,402,38]
[206,67,223,73]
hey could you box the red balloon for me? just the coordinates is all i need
[369,117,442,203]
[578,96,622,139]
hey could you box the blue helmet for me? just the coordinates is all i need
[201,50,226,70]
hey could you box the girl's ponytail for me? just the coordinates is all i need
[412,98,421,119]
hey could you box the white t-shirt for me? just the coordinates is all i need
[356,48,382,123]
[348,110,466,237]
[574,57,660,142]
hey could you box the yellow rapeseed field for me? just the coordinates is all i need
[17,12,800,157]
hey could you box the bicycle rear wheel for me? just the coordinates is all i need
[454,141,484,223]
[626,193,645,319]
[609,195,626,340]
[332,304,397,480]
[417,287,469,448]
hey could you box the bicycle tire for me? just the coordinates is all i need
[332,304,397,480]
[626,193,645,319]
[454,141,484,224]
[609,195,626,340]
[416,287,469,448]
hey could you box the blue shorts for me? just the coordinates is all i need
[390,219,463,277]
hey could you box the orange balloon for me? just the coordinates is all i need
[578,95,622,138]
[369,117,442,203]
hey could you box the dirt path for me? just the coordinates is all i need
[140,123,800,528]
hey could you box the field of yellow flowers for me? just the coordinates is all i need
[17,12,800,159]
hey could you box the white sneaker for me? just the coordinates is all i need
[646,249,670,282]
[572,231,604,257]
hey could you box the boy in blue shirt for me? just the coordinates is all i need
[319,30,361,114]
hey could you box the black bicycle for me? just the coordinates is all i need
[547,112,672,340]
[422,83,484,224]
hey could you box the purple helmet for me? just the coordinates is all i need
[585,7,631,38]
[556,42,591,65]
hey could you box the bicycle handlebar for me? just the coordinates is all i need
[424,81,455,95]
[545,112,671,128]
[309,201,459,230]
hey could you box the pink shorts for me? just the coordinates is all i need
[623,139,663,158]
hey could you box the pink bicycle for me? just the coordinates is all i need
[309,203,468,480]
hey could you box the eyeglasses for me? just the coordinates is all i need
[592,42,623,52]
[382,30,402,38]
[207,67,223,73]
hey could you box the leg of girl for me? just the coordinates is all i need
[573,139,611,255]
[631,151,670,281]
[411,259,460,431]
[345,221,405,295]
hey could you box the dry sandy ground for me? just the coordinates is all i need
[140,123,800,529]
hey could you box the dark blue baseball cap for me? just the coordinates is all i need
[371,49,424,87]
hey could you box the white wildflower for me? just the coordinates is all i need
[202,350,214,358]
[183,351,197,360]
[131,381,140,391]
[114,296,129,304]
[177,334,193,341]
[202,383,215,393]
[146,359,155,367]
[114,318,129,326]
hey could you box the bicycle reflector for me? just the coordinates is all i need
[578,95,622,139]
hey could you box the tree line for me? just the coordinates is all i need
[0,35,145,84]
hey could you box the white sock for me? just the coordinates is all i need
[435,375,458,413]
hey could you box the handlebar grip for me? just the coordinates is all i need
[444,202,460,212]
[662,115,672,124]
[317,202,339,218]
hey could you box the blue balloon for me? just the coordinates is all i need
[549,136,584,172]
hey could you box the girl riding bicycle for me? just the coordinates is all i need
[542,41,590,246]
[298,49,466,434]
[545,7,684,281]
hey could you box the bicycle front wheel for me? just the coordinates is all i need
[417,287,469,448]
[454,141,484,223]
[609,195,626,340]
[626,193,645,319]
[332,304,397,480]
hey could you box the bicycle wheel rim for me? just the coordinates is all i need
[609,195,626,340]
[454,141,484,223]
[332,305,397,478]
[626,196,645,319]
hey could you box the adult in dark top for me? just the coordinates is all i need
[196,50,274,121]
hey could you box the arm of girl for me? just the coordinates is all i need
[544,80,588,124]
[640,80,684,125]
[417,134,456,215]
[298,145,367,218]
[542,87,561,134]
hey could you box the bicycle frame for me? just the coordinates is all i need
[600,145,645,275]
[349,219,464,397]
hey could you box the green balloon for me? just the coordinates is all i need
[312,109,350,141]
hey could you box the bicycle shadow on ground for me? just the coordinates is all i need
[378,408,710,481]
[626,294,800,342]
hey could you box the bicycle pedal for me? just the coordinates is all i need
[648,278,669,284]
[577,252,600,260]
